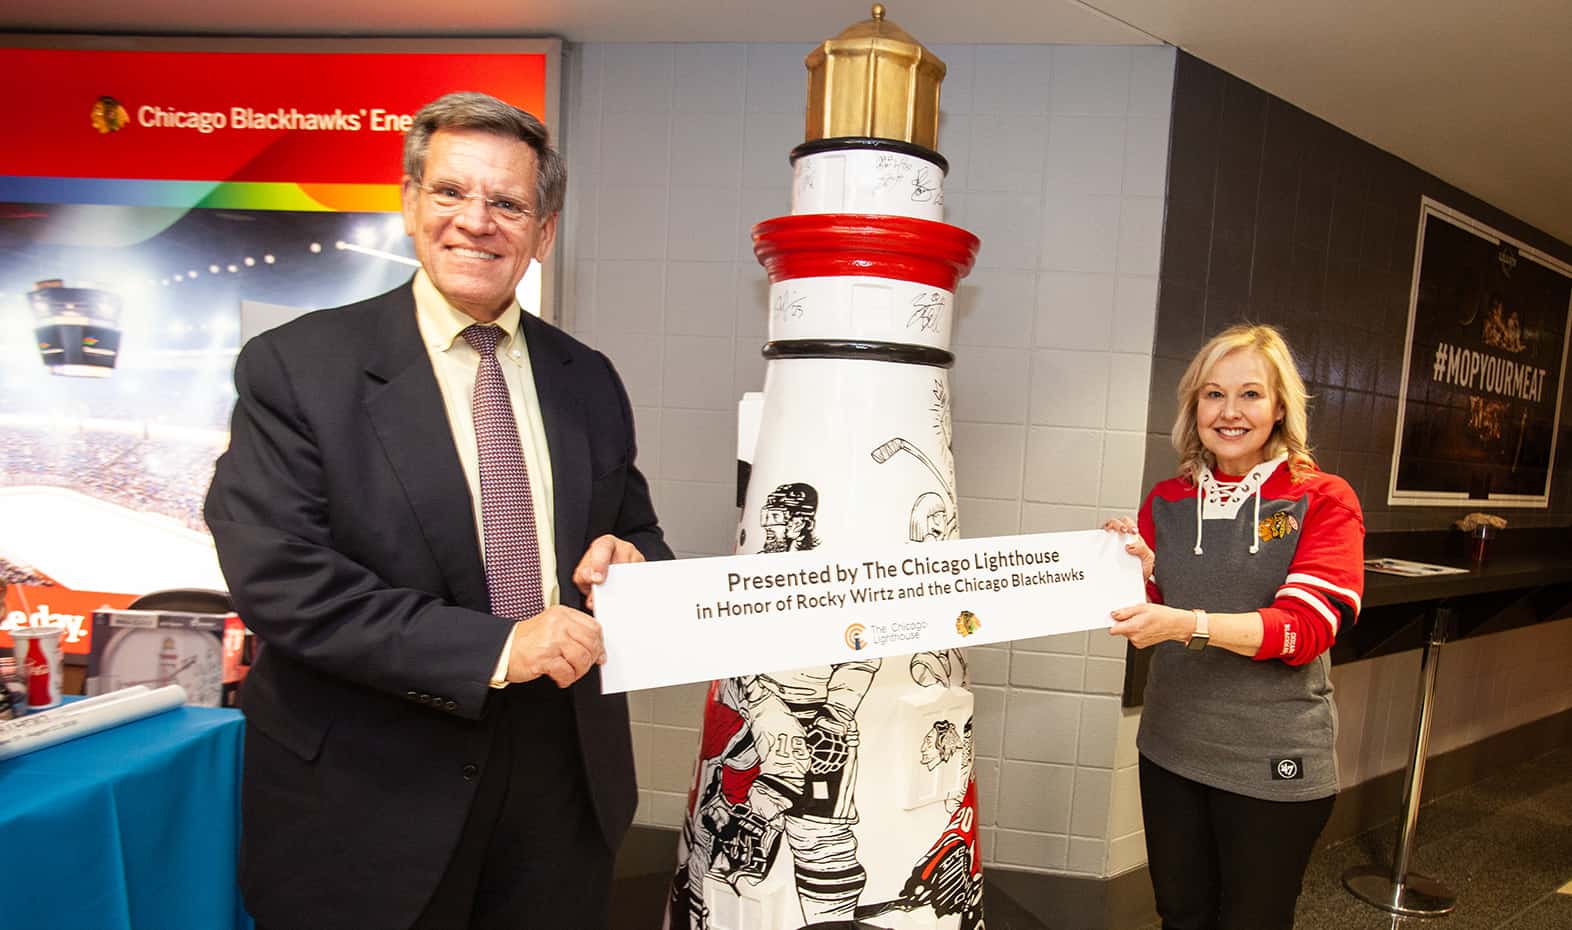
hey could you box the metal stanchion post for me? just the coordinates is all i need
[1342,605,1458,916]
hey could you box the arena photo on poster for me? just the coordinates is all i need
[0,203,416,597]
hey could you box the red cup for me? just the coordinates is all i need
[12,626,64,710]
[1469,526,1495,566]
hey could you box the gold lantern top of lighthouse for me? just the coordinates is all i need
[804,4,946,150]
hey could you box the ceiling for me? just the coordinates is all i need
[5,0,1570,247]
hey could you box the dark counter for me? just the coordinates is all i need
[1364,553,1572,608]
[1340,527,1572,662]
[1123,526,1572,706]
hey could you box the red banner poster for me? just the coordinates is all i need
[0,38,558,655]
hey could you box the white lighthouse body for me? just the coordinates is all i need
[669,9,986,930]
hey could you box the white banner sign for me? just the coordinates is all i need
[596,529,1145,693]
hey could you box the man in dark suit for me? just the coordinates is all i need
[205,92,671,930]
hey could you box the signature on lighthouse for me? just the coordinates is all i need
[772,288,806,321]
[907,292,945,333]
[796,159,817,193]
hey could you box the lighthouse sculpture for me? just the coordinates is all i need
[668,7,984,930]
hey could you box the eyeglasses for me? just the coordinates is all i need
[418,182,538,224]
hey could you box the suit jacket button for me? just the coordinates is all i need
[444,700,457,712]
[462,763,479,781]
[406,690,419,701]
[418,693,432,704]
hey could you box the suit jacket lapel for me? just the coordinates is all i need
[361,285,490,611]
[521,313,591,604]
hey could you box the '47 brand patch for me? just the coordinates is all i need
[1271,757,1304,780]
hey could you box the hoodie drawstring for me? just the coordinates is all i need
[1193,479,1205,555]
[1194,455,1284,557]
[1250,482,1262,554]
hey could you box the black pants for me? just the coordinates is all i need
[412,680,614,930]
[1139,755,1334,930]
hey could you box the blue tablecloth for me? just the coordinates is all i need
[0,702,252,930]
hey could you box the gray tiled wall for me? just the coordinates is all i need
[1149,52,1572,532]
[558,41,1175,878]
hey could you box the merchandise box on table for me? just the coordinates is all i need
[85,609,248,707]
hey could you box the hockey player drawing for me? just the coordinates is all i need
[760,483,822,553]
[751,659,880,924]
[672,660,881,929]
[670,678,772,930]
[670,481,873,929]
[875,381,960,545]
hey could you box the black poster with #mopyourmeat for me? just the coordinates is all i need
[1390,199,1572,507]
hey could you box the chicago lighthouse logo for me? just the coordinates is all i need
[844,623,866,650]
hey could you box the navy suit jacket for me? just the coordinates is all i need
[204,281,670,929]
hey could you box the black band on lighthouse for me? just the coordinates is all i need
[762,339,954,368]
[789,136,949,176]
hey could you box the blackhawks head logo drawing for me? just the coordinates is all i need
[91,96,130,134]
[954,610,979,637]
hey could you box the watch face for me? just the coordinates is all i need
[99,627,225,705]
[1185,632,1210,652]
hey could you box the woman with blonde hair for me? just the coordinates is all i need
[1104,323,1364,930]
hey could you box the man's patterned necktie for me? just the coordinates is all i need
[462,323,544,619]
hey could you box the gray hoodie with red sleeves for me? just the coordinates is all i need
[1135,455,1365,801]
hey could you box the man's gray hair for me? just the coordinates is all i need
[403,91,566,218]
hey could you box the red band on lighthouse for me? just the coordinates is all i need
[752,214,981,292]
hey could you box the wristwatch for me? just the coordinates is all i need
[1185,609,1210,652]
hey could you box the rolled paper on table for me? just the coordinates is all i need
[30,685,151,718]
[0,685,188,761]
[0,685,153,736]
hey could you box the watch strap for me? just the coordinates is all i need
[1185,609,1210,651]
